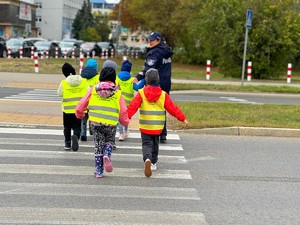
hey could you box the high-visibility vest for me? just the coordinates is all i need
[138,89,166,131]
[88,88,121,125]
[87,74,100,87]
[116,77,134,106]
[62,79,88,113]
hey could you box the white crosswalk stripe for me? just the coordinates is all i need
[0,127,207,224]
[4,89,61,102]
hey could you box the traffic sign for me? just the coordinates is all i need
[246,9,252,29]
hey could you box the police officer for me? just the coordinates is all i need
[134,31,173,143]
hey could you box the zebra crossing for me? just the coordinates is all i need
[0,127,207,224]
[4,89,61,102]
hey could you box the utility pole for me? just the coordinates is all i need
[115,0,122,56]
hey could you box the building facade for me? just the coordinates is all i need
[35,0,85,41]
[0,0,37,38]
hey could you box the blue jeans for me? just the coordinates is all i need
[117,123,128,134]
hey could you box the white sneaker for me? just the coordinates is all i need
[119,133,125,141]
[151,163,157,171]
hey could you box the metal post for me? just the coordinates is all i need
[115,1,122,56]
[241,28,248,86]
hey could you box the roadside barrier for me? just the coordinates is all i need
[46,49,49,59]
[64,50,67,59]
[87,49,90,58]
[111,49,114,58]
[247,61,252,82]
[72,48,75,59]
[287,63,292,83]
[101,50,105,59]
[40,49,44,59]
[31,47,34,59]
[20,47,23,59]
[34,52,39,73]
[55,47,58,59]
[206,60,211,80]
[79,53,84,74]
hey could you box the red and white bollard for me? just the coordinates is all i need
[247,61,252,82]
[287,63,292,83]
[72,48,75,59]
[20,47,23,59]
[46,49,49,59]
[79,53,84,74]
[101,50,105,59]
[206,60,211,80]
[34,52,39,73]
[111,49,114,58]
[8,47,11,59]
[40,49,44,59]
[87,49,90,58]
[55,47,58,59]
[31,47,34,59]
[105,49,108,59]
[64,49,67,59]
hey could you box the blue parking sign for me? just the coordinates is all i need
[246,9,252,29]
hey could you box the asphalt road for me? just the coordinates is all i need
[2,86,300,105]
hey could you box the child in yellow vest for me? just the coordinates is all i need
[116,60,145,141]
[57,62,89,151]
[127,68,188,177]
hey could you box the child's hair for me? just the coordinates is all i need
[100,67,116,84]
[145,68,159,85]
[62,62,76,77]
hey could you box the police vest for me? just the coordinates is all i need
[87,74,100,87]
[62,78,88,113]
[116,77,134,106]
[88,88,121,126]
[138,89,166,130]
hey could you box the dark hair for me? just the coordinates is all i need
[99,67,116,83]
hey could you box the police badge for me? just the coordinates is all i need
[147,59,155,66]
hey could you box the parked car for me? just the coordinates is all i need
[34,40,62,58]
[129,45,148,58]
[79,42,102,57]
[0,36,7,57]
[6,38,36,58]
[114,43,129,55]
[25,37,47,44]
[97,42,115,57]
[59,40,81,57]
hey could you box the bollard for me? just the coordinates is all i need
[46,49,49,59]
[64,49,67,59]
[55,47,58,59]
[72,48,75,59]
[287,63,292,83]
[101,50,105,59]
[123,56,127,61]
[8,47,11,59]
[40,49,44,59]
[79,53,84,74]
[247,61,252,82]
[206,60,211,80]
[111,49,114,58]
[20,47,23,59]
[31,47,34,59]
[105,49,108,59]
[87,49,90,58]
[34,52,39,73]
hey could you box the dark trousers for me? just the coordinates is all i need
[63,112,81,144]
[141,132,159,164]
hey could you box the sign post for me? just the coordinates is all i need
[241,9,252,86]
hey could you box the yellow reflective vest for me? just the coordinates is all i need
[116,77,134,106]
[88,88,121,126]
[87,74,100,88]
[62,79,88,113]
[138,89,166,131]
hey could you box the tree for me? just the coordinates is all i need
[80,27,100,42]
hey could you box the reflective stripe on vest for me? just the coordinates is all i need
[88,88,121,125]
[62,79,88,113]
[116,77,134,106]
[138,89,166,130]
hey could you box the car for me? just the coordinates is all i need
[34,40,62,58]
[0,36,7,57]
[59,40,81,58]
[114,43,129,55]
[97,42,115,57]
[6,38,36,58]
[129,45,148,58]
[79,42,102,58]
[24,37,47,44]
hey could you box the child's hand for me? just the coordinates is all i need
[183,119,188,126]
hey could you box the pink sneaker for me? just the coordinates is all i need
[103,155,113,172]
[119,134,125,141]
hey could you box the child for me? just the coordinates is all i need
[57,62,89,151]
[127,68,188,177]
[116,60,145,141]
[76,67,129,178]
[80,59,100,141]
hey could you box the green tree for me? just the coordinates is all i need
[80,27,100,42]
[93,12,112,41]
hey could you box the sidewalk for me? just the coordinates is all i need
[1,72,300,137]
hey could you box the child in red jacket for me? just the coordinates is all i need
[127,68,188,177]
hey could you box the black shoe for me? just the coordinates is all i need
[80,136,87,142]
[160,135,167,143]
[72,135,79,151]
[64,141,71,150]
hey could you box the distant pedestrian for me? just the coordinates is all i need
[76,67,129,178]
[116,60,145,141]
[80,59,99,141]
[57,62,89,151]
[128,68,188,177]
[134,31,173,143]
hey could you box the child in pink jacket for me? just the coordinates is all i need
[76,67,129,178]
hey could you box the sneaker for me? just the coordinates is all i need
[71,135,79,151]
[125,130,130,137]
[64,142,71,150]
[80,136,87,142]
[119,133,125,141]
[144,159,152,177]
[103,155,113,172]
[160,135,167,144]
[151,163,157,171]
[94,167,103,178]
